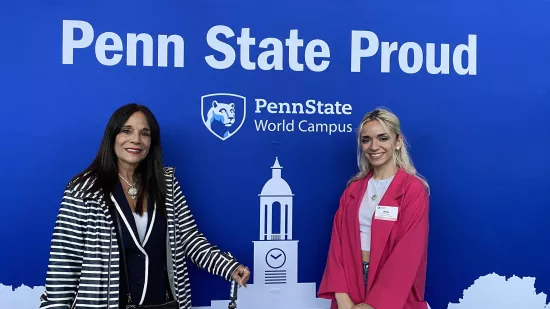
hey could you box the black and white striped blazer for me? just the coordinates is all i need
[39,167,240,309]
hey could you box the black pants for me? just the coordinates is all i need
[363,261,369,286]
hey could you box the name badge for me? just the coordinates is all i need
[374,206,398,221]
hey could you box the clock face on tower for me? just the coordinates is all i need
[265,248,286,269]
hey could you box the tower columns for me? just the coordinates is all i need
[287,204,292,240]
[267,203,272,240]
[280,203,286,240]
[260,203,265,240]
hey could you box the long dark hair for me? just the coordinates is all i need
[71,103,167,216]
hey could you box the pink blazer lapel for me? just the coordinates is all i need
[346,175,370,302]
[366,169,407,295]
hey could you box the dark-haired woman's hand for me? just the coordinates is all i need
[231,264,251,287]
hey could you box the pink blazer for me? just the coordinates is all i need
[318,169,429,309]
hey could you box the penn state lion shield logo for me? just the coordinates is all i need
[201,93,246,141]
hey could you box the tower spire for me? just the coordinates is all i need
[271,157,282,178]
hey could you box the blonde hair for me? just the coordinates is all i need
[348,107,430,192]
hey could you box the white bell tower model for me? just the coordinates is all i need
[253,157,298,285]
[193,157,333,309]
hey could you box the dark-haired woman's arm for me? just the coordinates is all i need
[172,175,243,281]
[39,186,85,308]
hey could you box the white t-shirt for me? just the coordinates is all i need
[358,175,394,251]
[133,212,149,244]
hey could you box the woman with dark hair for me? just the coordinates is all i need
[39,104,250,309]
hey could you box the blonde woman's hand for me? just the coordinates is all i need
[352,304,375,309]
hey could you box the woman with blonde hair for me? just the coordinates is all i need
[318,108,430,309]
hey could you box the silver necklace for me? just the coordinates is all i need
[370,177,392,201]
[118,173,138,199]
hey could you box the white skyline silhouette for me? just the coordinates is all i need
[447,273,549,309]
[0,164,547,309]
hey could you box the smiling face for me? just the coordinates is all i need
[114,111,151,169]
[360,119,402,171]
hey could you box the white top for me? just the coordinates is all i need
[358,175,394,251]
[133,212,149,244]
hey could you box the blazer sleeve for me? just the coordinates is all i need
[172,174,241,281]
[39,185,86,308]
[318,188,350,299]
[367,181,429,309]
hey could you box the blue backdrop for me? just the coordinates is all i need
[1,1,549,308]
